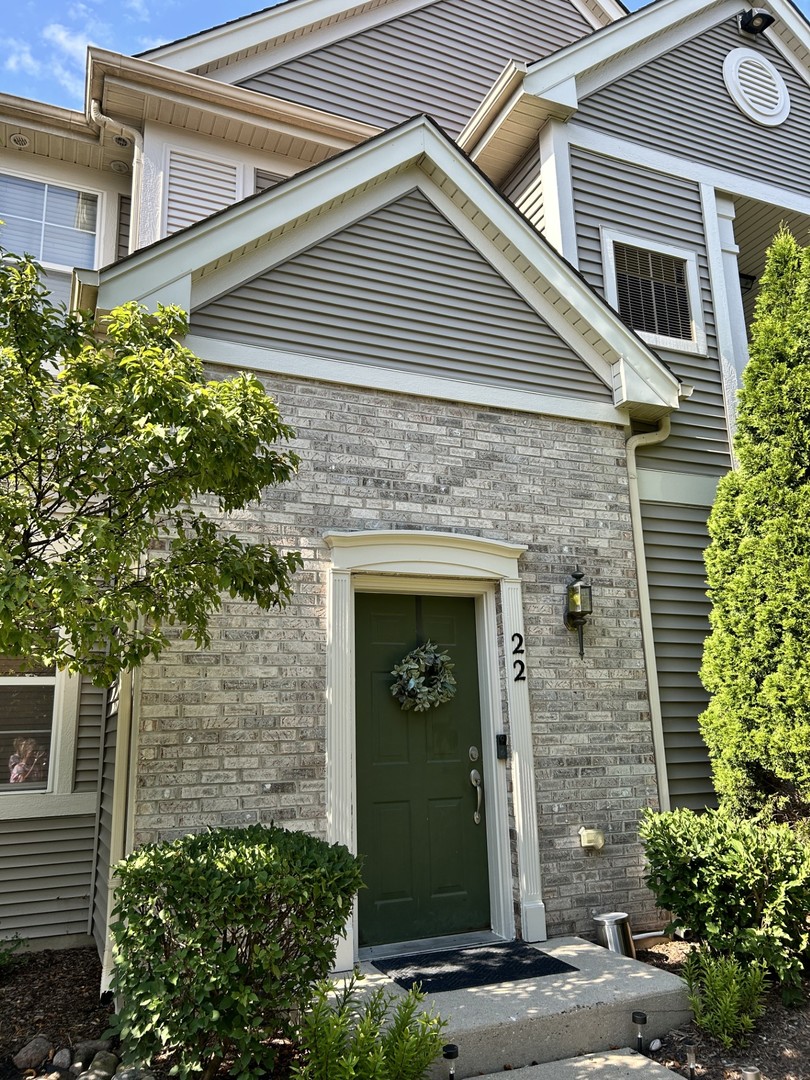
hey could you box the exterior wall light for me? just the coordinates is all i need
[564,566,593,658]
[739,8,775,34]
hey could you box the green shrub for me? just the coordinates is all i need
[640,807,810,1003]
[683,950,767,1048]
[108,824,364,1080]
[0,926,23,974]
[292,974,446,1080]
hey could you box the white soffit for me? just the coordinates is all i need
[95,117,679,417]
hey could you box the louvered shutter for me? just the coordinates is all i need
[165,150,240,235]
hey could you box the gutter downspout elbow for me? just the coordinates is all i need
[626,415,672,812]
[90,99,143,255]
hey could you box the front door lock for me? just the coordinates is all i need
[470,768,483,825]
[469,746,479,762]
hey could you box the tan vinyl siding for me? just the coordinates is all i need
[569,148,730,474]
[641,501,716,812]
[502,147,545,233]
[92,682,118,957]
[239,0,591,137]
[575,18,810,197]
[75,677,104,792]
[191,189,611,402]
[166,150,239,236]
[0,817,95,939]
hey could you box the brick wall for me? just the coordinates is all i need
[133,372,661,938]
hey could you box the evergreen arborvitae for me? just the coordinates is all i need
[700,228,810,821]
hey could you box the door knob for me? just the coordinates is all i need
[470,768,483,825]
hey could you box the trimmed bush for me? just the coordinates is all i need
[640,808,810,1003]
[108,824,363,1080]
[292,974,446,1080]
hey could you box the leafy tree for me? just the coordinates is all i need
[700,228,810,820]
[0,251,301,685]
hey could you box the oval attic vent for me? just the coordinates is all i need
[9,132,30,148]
[723,47,790,126]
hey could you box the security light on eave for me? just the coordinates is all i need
[739,8,776,34]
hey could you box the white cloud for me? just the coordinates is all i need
[3,38,41,76]
[42,23,92,66]
[125,0,151,20]
[51,61,86,102]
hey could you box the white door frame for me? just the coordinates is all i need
[324,530,546,969]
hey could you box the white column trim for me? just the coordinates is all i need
[538,121,578,266]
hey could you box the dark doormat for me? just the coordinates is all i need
[371,941,578,993]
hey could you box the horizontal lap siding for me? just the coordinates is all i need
[239,0,591,136]
[570,148,730,473]
[192,189,611,401]
[0,817,95,939]
[641,501,716,811]
[502,148,545,233]
[575,19,810,198]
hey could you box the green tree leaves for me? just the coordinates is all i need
[0,251,301,684]
[700,229,810,820]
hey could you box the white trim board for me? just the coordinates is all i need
[323,530,543,968]
[185,335,628,426]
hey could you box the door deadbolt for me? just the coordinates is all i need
[469,746,479,762]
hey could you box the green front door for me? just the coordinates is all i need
[355,592,491,947]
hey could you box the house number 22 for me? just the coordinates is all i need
[511,633,527,681]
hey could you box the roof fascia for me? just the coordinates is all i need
[139,0,435,72]
[96,117,679,413]
[523,0,742,100]
[86,49,379,143]
[568,0,627,29]
[0,92,96,143]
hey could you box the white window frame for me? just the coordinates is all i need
[600,227,707,356]
[0,167,102,279]
[0,668,92,820]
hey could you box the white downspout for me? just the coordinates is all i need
[90,100,143,255]
[626,416,673,813]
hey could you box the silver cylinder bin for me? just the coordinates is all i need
[593,911,636,958]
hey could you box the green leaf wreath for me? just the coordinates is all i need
[390,640,457,713]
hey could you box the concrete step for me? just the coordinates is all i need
[469,1048,680,1080]
[358,936,690,1080]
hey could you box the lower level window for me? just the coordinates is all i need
[0,657,55,791]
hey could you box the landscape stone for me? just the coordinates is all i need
[12,1036,53,1070]
[72,1041,114,1069]
[53,1049,73,1069]
[81,1051,120,1080]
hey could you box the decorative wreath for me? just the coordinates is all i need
[390,640,457,713]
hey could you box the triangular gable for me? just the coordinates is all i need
[236,0,595,137]
[90,116,681,424]
[191,188,612,403]
[573,17,810,198]
[139,0,625,81]
[460,0,810,183]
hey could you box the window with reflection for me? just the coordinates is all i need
[0,656,55,791]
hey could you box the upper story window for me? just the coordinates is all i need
[0,656,56,793]
[0,173,98,306]
[601,228,707,355]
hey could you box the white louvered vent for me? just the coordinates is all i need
[165,150,240,236]
[723,48,790,127]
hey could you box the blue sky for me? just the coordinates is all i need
[1,0,808,111]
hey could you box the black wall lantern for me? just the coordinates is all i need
[739,8,775,34]
[564,566,593,658]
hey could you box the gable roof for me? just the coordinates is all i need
[459,0,810,183]
[138,0,627,79]
[84,115,680,425]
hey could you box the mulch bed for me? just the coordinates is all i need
[2,941,809,1080]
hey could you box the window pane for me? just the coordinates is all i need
[0,174,45,221]
[45,187,97,233]
[614,242,693,341]
[0,685,54,791]
[0,655,55,676]
[0,215,43,258]
[42,224,96,267]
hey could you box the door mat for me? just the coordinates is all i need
[371,941,578,993]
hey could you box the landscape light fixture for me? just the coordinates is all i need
[631,1011,647,1056]
[442,1044,458,1080]
[739,8,775,34]
[564,566,593,658]
[685,1039,697,1080]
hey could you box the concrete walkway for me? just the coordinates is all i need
[356,936,690,1079]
